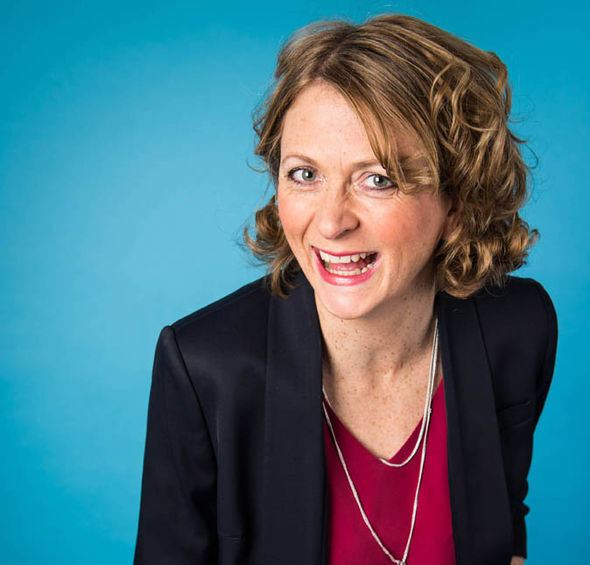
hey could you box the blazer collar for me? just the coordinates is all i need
[262,271,514,565]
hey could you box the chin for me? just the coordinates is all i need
[314,288,381,320]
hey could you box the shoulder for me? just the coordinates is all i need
[439,274,557,357]
[466,274,558,405]
[172,274,271,332]
[472,273,555,310]
[160,274,272,393]
[469,274,557,348]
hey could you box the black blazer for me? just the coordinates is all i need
[133,270,558,565]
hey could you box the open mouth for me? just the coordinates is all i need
[313,247,379,277]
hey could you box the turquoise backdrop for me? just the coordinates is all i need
[1,1,587,563]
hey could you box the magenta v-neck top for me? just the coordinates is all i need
[322,376,456,565]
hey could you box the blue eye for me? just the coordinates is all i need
[285,167,316,185]
[367,174,395,190]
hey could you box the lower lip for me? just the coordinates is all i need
[313,250,380,286]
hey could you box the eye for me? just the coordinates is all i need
[285,167,317,185]
[365,173,395,190]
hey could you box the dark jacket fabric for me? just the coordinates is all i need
[133,271,558,565]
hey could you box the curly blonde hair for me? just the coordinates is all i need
[241,13,539,299]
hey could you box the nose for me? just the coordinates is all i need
[316,185,360,239]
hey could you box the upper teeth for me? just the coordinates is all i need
[318,250,373,263]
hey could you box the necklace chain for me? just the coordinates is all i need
[321,318,439,565]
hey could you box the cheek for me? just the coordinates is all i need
[370,209,414,247]
[372,206,440,254]
[277,193,309,238]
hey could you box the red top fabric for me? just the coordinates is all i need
[322,374,456,565]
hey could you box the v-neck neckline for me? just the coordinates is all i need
[323,375,444,464]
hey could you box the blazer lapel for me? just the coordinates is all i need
[262,270,327,564]
[263,271,514,565]
[436,290,514,564]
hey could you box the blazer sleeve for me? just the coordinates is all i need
[532,281,558,429]
[133,325,218,564]
[512,280,559,558]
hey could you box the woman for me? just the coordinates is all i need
[133,14,558,565]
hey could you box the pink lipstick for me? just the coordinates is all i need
[312,247,380,286]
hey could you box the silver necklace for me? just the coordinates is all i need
[321,317,439,565]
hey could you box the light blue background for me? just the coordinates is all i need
[1,1,587,563]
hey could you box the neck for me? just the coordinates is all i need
[315,277,438,393]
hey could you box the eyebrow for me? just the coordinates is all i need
[280,153,385,170]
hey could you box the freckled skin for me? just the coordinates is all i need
[277,80,460,459]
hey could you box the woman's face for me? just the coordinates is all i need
[277,81,457,320]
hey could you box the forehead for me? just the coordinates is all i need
[280,82,419,159]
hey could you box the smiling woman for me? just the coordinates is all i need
[134,13,557,565]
